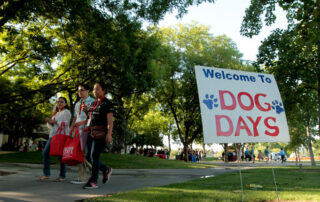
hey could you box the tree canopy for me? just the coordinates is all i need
[152,22,253,160]
[241,0,320,165]
[1,0,217,149]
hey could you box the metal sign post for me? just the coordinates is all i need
[237,143,244,202]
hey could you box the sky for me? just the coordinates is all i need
[158,0,288,62]
[157,0,288,151]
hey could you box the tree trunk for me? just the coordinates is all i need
[295,149,298,166]
[124,119,127,154]
[224,143,228,162]
[306,124,316,166]
[183,142,188,161]
[236,144,241,163]
[317,28,320,137]
[68,90,74,119]
[202,143,206,158]
[168,132,171,156]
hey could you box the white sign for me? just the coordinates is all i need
[195,66,290,144]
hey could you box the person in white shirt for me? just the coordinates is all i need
[70,84,95,184]
[39,97,71,182]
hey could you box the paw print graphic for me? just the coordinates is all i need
[271,100,284,114]
[203,94,219,110]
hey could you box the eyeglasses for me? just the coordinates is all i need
[78,89,88,92]
[56,101,65,104]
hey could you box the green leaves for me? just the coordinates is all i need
[1,0,219,149]
[153,22,251,151]
[245,1,320,156]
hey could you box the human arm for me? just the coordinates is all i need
[105,112,113,144]
[71,115,86,128]
[45,118,57,125]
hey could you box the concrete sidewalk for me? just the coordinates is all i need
[0,163,237,202]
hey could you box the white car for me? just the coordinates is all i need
[271,153,287,161]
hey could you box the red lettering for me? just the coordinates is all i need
[215,115,233,136]
[255,93,271,111]
[219,90,236,110]
[235,116,253,136]
[238,92,254,111]
[264,117,279,136]
[247,116,262,136]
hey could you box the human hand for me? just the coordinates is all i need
[106,135,112,144]
[81,102,87,113]
[75,121,84,127]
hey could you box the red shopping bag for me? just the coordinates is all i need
[49,122,67,156]
[61,127,84,166]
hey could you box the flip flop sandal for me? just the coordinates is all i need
[54,178,65,182]
[38,176,50,181]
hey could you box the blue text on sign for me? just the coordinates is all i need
[202,68,272,83]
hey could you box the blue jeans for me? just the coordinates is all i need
[86,136,107,183]
[42,138,67,178]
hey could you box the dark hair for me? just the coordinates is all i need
[95,81,109,91]
[78,83,90,91]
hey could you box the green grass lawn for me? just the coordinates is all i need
[100,153,217,169]
[0,151,58,164]
[87,167,320,202]
[202,157,220,161]
[0,151,216,169]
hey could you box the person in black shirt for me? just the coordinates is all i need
[82,82,114,189]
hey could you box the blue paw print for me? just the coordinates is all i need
[271,100,284,114]
[203,94,219,110]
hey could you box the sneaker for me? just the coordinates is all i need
[102,168,112,184]
[70,179,86,184]
[83,181,99,189]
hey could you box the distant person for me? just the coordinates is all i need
[139,147,143,156]
[130,147,136,155]
[38,141,45,151]
[39,97,71,182]
[82,82,114,189]
[264,146,270,163]
[227,150,232,162]
[30,141,38,151]
[19,143,24,152]
[251,146,255,163]
[258,150,263,162]
[245,148,251,161]
[232,150,237,161]
[22,142,28,152]
[222,151,225,161]
[70,84,95,185]
[280,148,286,164]
[164,149,169,159]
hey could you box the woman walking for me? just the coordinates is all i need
[83,82,114,189]
[39,97,71,181]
